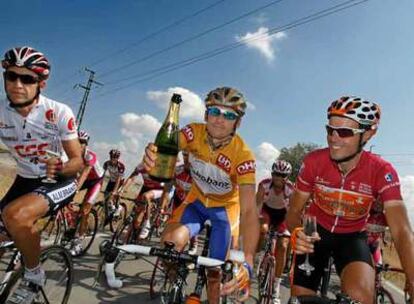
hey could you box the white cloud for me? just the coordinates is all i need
[255,142,281,182]
[92,112,162,175]
[247,101,256,111]
[400,175,414,225]
[147,87,204,121]
[236,27,286,62]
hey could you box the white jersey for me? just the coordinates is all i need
[0,94,78,178]
[259,178,294,210]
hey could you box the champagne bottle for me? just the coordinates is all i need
[149,93,182,182]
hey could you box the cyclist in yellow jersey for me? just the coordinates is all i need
[143,87,259,303]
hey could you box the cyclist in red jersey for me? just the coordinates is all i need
[257,159,294,304]
[121,161,165,239]
[287,96,414,303]
[102,149,125,203]
[71,130,104,255]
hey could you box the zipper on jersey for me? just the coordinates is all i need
[331,169,353,233]
[23,119,27,129]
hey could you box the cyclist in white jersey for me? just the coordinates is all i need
[256,160,294,304]
[0,46,84,302]
[71,130,104,255]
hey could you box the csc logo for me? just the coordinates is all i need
[182,126,194,142]
[236,160,256,175]
[14,143,49,157]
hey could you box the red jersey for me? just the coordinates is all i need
[132,163,164,190]
[296,148,402,233]
[83,148,104,180]
[174,164,192,202]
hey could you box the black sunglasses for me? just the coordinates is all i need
[4,71,39,85]
[272,172,288,178]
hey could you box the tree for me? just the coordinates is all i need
[278,142,320,181]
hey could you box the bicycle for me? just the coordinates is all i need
[103,242,244,303]
[375,263,410,304]
[256,228,290,304]
[0,240,73,303]
[95,192,127,233]
[39,202,98,257]
[288,294,362,303]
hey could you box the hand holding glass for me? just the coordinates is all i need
[298,215,317,276]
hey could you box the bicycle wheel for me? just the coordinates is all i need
[38,215,62,246]
[95,201,108,231]
[258,255,275,304]
[72,209,99,257]
[5,245,73,304]
[376,287,395,304]
[149,257,168,299]
[109,202,128,233]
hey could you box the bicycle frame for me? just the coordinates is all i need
[0,241,20,297]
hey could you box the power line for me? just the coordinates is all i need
[98,0,286,79]
[96,0,371,99]
[90,0,228,67]
[50,0,228,95]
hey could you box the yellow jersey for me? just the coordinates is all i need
[179,123,256,208]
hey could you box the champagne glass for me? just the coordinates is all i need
[298,215,317,276]
[41,135,61,184]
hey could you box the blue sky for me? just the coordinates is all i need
[1,0,414,219]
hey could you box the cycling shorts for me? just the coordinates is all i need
[79,178,103,204]
[293,224,373,291]
[0,175,77,217]
[169,200,239,260]
[104,180,124,194]
[261,204,287,228]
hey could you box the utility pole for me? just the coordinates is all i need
[76,68,103,129]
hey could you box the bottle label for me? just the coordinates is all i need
[149,153,177,179]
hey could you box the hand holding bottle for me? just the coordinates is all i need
[143,143,158,172]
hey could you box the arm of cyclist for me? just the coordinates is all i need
[160,182,173,211]
[286,189,320,254]
[384,200,414,300]
[76,165,92,191]
[39,138,84,179]
[256,182,265,213]
[221,184,258,301]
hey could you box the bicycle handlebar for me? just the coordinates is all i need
[288,294,362,304]
[105,243,244,288]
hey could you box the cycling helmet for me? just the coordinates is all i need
[271,160,292,176]
[2,46,50,79]
[327,96,381,128]
[78,130,90,144]
[205,87,247,117]
[109,149,121,159]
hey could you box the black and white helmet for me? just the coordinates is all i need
[271,160,292,176]
[2,46,50,79]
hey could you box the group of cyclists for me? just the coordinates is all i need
[0,45,413,304]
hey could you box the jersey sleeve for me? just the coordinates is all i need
[179,124,195,151]
[375,163,403,204]
[84,150,96,167]
[57,104,78,141]
[296,152,316,193]
[235,144,256,185]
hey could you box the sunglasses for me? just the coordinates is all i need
[207,106,239,121]
[4,71,39,85]
[325,124,365,138]
[272,172,288,178]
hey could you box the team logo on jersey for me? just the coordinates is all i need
[0,122,15,129]
[216,154,231,173]
[181,125,194,142]
[67,117,76,132]
[384,173,393,182]
[236,160,256,175]
[45,109,56,123]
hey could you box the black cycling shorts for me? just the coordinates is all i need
[292,224,373,291]
[262,204,287,229]
[0,175,77,217]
